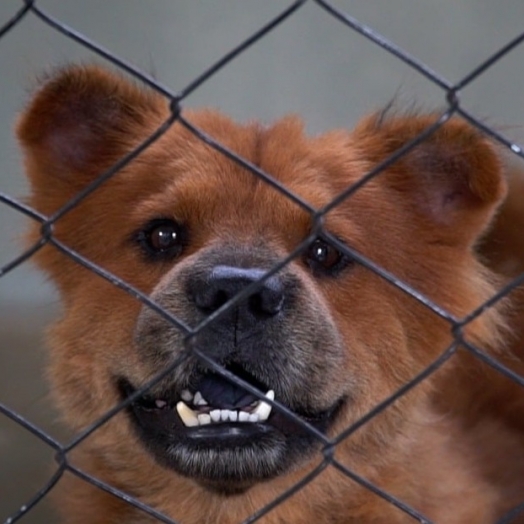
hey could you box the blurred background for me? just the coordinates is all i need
[1,1,524,522]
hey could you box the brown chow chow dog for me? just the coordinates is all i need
[17,65,524,523]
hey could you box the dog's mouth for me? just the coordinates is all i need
[144,366,274,427]
[118,365,334,439]
[117,364,342,491]
[175,381,275,428]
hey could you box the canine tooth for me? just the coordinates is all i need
[198,413,211,426]
[194,391,208,406]
[181,390,193,402]
[210,409,221,422]
[228,410,238,422]
[248,413,259,423]
[176,402,199,427]
[238,411,250,422]
[252,390,274,421]
[155,399,167,409]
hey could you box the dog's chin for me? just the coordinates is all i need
[117,376,343,492]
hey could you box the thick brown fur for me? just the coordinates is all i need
[17,65,524,523]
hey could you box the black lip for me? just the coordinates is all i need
[184,422,275,446]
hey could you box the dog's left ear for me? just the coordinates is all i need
[16,65,167,217]
[353,113,506,247]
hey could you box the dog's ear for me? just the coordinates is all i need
[17,65,166,214]
[353,112,507,247]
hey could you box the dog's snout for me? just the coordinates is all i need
[193,265,284,318]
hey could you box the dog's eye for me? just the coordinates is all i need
[137,219,186,260]
[304,238,349,276]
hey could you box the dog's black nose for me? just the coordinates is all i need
[193,265,284,318]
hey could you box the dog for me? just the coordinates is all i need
[17,65,524,523]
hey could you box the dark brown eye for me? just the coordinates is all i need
[137,219,186,260]
[304,238,350,276]
[149,223,178,251]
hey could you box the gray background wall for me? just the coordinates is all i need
[1,1,524,522]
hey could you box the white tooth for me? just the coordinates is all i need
[176,401,199,427]
[198,413,211,426]
[194,391,208,406]
[220,409,230,422]
[210,409,221,423]
[253,390,274,422]
[228,410,238,422]
[238,411,250,422]
[181,390,193,402]
[155,399,167,409]
[249,413,259,423]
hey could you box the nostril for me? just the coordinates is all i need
[253,279,284,317]
[215,290,229,310]
[249,290,284,317]
[194,287,230,312]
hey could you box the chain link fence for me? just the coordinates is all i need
[1,1,524,523]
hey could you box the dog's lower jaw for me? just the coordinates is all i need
[132,414,330,490]
[119,375,347,489]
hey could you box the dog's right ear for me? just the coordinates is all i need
[351,112,506,249]
[17,65,166,214]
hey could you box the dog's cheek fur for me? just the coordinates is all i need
[45,287,144,430]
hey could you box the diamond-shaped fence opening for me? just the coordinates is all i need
[1,2,524,523]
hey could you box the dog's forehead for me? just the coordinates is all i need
[150,112,366,211]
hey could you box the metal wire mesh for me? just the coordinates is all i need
[1,1,524,523]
